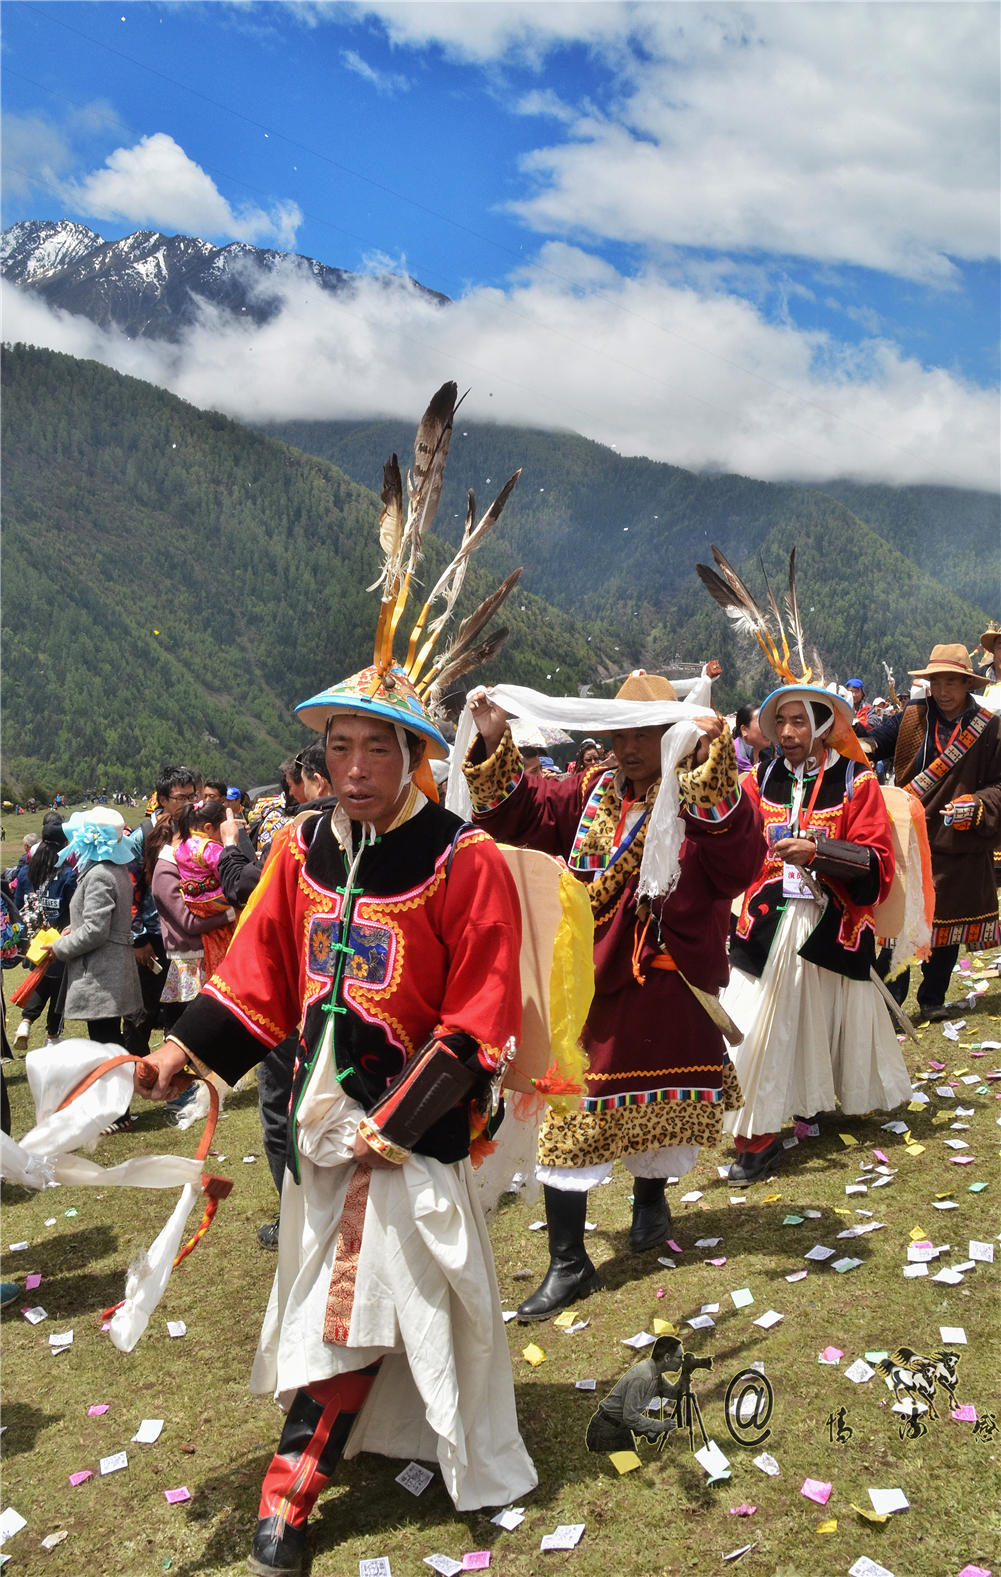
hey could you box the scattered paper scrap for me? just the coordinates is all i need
[24,1274,41,1291]
[657,1257,677,1269]
[696,1238,722,1248]
[522,1344,547,1367]
[702,1302,721,1314]
[528,1221,546,1232]
[951,1405,978,1423]
[903,1264,928,1279]
[932,1268,965,1285]
[132,1419,164,1444]
[21,1307,47,1325]
[955,1567,992,1577]
[502,1312,517,1323]
[852,1504,889,1526]
[68,1471,92,1487]
[729,1505,757,1516]
[7,1243,28,1253]
[844,1359,875,1384]
[99,1452,128,1476]
[359,1561,392,1577]
[816,1520,838,1534]
[164,1488,191,1505]
[805,1245,836,1261]
[540,1524,585,1551]
[865,1351,889,1363]
[490,1507,526,1531]
[729,1195,748,1205]
[166,1321,186,1338]
[461,1554,491,1570]
[848,1557,896,1577]
[622,1331,656,1348]
[667,1239,683,1253]
[553,1309,578,1330]
[424,1558,462,1577]
[801,1478,833,1506]
[969,1240,994,1262]
[88,1405,109,1417]
[785,1269,809,1282]
[753,1452,780,1476]
[868,1488,908,1515]
[832,1258,863,1273]
[730,1288,754,1308]
[846,1185,868,1195]
[575,1379,596,1392]
[940,1326,968,1345]
[723,1544,757,1563]
[680,1191,703,1203]
[687,1314,716,1330]
[695,1440,731,1478]
[753,1310,783,1330]
[609,1450,643,1474]
[819,1347,844,1364]
[706,1257,728,1267]
[934,1201,960,1211]
[40,1531,68,1550]
[49,1330,73,1350]
[652,1318,678,1336]
[783,1214,805,1225]
[0,1509,26,1545]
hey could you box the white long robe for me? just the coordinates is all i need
[251,1038,538,1512]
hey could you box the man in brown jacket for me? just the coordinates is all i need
[865,643,1001,1019]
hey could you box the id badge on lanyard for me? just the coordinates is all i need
[768,819,820,901]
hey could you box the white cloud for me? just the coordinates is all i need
[337,2,1000,283]
[63,133,301,247]
[341,48,409,93]
[1,102,118,204]
[4,246,996,490]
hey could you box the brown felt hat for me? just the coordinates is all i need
[980,627,999,657]
[908,642,988,688]
[614,669,678,703]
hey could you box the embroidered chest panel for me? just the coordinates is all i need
[307,913,396,987]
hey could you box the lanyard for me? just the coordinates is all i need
[934,717,963,758]
[791,759,827,836]
[613,793,638,848]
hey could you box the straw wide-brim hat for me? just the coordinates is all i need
[614,670,678,704]
[295,663,450,759]
[979,628,999,657]
[908,643,987,689]
[758,683,856,747]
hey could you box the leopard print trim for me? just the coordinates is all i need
[537,1096,732,1166]
[677,727,740,816]
[462,725,524,810]
[721,1058,742,1111]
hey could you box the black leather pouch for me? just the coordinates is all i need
[367,1039,477,1150]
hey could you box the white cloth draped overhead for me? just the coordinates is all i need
[0,1042,208,1353]
[446,682,714,901]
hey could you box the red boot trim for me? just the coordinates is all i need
[733,1131,777,1155]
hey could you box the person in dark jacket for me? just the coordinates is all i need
[12,815,76,1050]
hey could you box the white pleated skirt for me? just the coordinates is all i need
[722,898,912,1140]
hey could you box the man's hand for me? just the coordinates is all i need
[692,712,725,765]
[134,941,157,969]
[134,1039,189,1101]
[467,688,509,757]
[352,1128,400,1169]
[220,807,242,847]
[771,836,817,867]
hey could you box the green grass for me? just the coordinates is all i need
[2,961,999,1577]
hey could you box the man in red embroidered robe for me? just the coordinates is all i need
[137,664,536,1576]
[463,670,765,1322]
[864,643,1001,1019]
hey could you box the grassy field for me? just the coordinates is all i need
[1,839,998,1576]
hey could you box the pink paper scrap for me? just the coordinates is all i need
[793,1121,813,1138]
[928,1061,946,1071]
[164,1487,191,1505]
[819,1346,843,1363]
[951,1405,978,1423]
[462,1555,491,1571]
[25,1274,41,1291]
[872,1150,889,1163]
[667,1240,683,1254]
[951,1156,976,1165]
[728,1505,757,1516]
[87,1405,110,1417]
[69,1470,92,1486]
[800,1478,833,1506]
[707,1257,727,1266]
[956,1566,992,1577]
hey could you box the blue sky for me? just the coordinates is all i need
[2,2,998,488]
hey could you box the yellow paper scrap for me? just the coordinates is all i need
[816,1519,838,1534]
[909,1226,928,1240]
[931,1113,950,1126]
[952,1068,969,1076]
[934,1191,955,1200]
[839,1134,859,1146]
[763,1193,782,1202]
[522,1343,547,1367]
[851,1504,889,1525]
[609,1450,643,1475]
[906,1143,926,1156]
[653,1318,678,1336]
[552,1309,578,1329]
[833,1208,852,1217]
[907,1101,926,1113]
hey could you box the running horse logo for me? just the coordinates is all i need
[875,1347,962,1421]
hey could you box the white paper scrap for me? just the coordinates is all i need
[680,1191,703,1202]
[657,1257,677,1269]
[969,1240,994,1263]
[931,1268,964,1285]
[723,1544,757,1563]
[804,1209,822,1218]
[540,1524,585,1551]
[502,1312,518,1323]
[395,1462,434,1497]
[574,1379,596,1391]
[730,1287,754,1308]
[753,1310,783,1330]
[695,1238,722,1248]
[729,1195,748,1205]
[424,1557,461,1577]
[694,1439,731,1477]
[701,1302,721,1314]
[48,1330,73,1348]
[359,1561,392,1577]
[785,1269,809,1282]
[782,1136,799,1149]
[939,1326,968,1344]
[132,1419,164,1444]
[868,1487,909,1515]
[528,1221,546,1231]
[21,1307,47,1324]
[944,1139,969,1150]
[845,1184,868,1195]
[687,1314,716,1330]
[907,1242,936,1262]
[491,1507,526,1531]
[99,1452,128,1476]
[166,1321,186,1338]
[0,1509,27,1546]
[622,1331,657,1348]
[848,1559,896,1577]
[932,1201,960,1211]
[804,1245,836,1261]
[844,1359,876,1383]
[753,1451,780,1476]
[882,1121,909,1133]
[40,1531,68,1551]
[902,1264,928,1278]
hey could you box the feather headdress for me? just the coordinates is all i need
[296,382,522,759]
[695,544,812,686]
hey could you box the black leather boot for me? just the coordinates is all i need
[516,1185,602,1321]
[629,1177,672,1252]
[247,1517,307,1576]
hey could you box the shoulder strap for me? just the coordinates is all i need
[446,821,475,881]
[758,757,781,797]
[845,759,857,799]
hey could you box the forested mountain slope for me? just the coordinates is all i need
[1,346,599,795]
[261,418,992,701]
